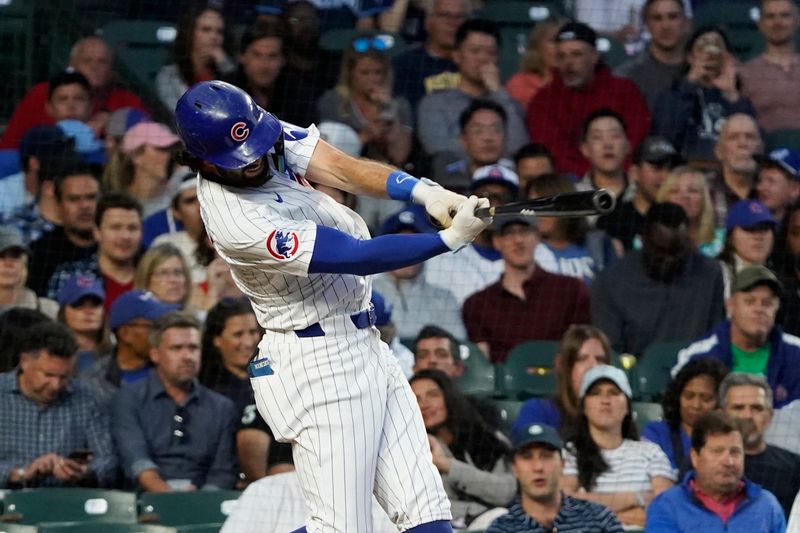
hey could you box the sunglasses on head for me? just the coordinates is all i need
[352,36,389,53]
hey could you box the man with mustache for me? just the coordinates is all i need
[592,202,725,356]
[111,311,237,492]
[720,372,800,519]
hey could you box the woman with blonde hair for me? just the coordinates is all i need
[512,324,613,437]
[656,165,723,257]
[134,243,192,308]
[317,37,412,167]
[505,17,562,110]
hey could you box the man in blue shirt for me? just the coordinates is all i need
[487,423,623,533]
[646,410,785,532]
[111,311,238,492]
[0,321,116,488]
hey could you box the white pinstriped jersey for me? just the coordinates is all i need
[197,122,372,331]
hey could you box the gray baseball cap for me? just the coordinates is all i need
[0,227,29,255]
[579,364,633,399]
[734,265,782,295]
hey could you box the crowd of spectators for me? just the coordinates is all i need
[5,0,800,531]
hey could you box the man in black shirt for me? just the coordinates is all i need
[27,165,98,295]
[721,372,800,518]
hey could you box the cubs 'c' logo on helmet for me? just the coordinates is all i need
[230,121,250,142]
[266,229,299,260]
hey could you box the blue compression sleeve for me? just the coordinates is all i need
[308,225,449,275]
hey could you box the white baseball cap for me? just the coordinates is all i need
[579,364,633,399]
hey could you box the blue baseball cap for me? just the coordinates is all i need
[370,290,393,327]
[108,290,179,329]
[469,164,520,194]
[57,274,105,307]
[380,205,438,235]
[511,423,563,452]
[725,199,775,232]
[760,147,800,179]
[579,364,633,399]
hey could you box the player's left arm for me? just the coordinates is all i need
[305,139,466,228]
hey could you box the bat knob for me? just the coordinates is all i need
[592,189,616,215]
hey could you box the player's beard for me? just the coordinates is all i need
[199,164,273,188]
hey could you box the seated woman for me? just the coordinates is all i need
[642,357,729,470]
[198,297,261,411]
[562,365,675,527]
[512,324,612,437]
[410,369,516,528]
[56,273,111,373]
[656,165,724,257]
[134,243,192,309]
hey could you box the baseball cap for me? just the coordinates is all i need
[470,164,520,194]
[734,265,783,295]
[108,290,179,330]
[107,107,149,139]
[318,121,363,157]
[725,199,775,232]
[634,136,679,166]
[0,227,29,255]
[579,364,633,399]
[759,147,800,180]
[57,119,106,164]
[370,290,392,327]
[556,21,597,48]
[380,205,438,235]
[57,274,105,307]
[491,216,535,232]
[122,122,180,155]
[510,423,563,452]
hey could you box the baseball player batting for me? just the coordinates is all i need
[174,81,490,533]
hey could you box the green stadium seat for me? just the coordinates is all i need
[597,36,630,69]
[0,524,37,533]
[764,129,800,151]
[634,341,686,401]
[480,1,564,26]
[457,342,496,396]
[0,0,35,122]
[138,491,240,527]
[490,399,524,429]
[37,522,174,533]
[496,340,559,400]
[0,489,137,525]
[632,402,663,432]
[100,20,175,88]
[174,524,223,532]
[319,30,407,57]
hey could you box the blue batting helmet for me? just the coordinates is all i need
[175,80,282,170]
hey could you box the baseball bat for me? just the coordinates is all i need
[475,188,615,218]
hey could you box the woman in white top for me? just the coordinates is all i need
[561,365,675,527]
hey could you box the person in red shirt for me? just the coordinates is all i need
[526,22,650,178]
[1,36,148,149]
[462,216,591,363]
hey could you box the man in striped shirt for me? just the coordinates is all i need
[487,423,623,533]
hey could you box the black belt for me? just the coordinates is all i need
[294,306,377,338]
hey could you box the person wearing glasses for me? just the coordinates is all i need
[111,311,238,492]
[82,289,177,407]
[135,243,193,309]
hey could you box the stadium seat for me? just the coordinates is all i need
[99,20,175,88]
[37,522,174,533]
[480,1,564,26]
[457,342,496,396]
[0,0,35,122]
[489,399,524,430]
[0,524,37,533]
[138,491,240,527]
[0,489,137,525]
[764,129,800,151]
[174,524,224,532]
[632,402,663,432]
[496,340,559,400]
[693,2,762,60]
[634,341,686,401]
[597,36,630,69]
